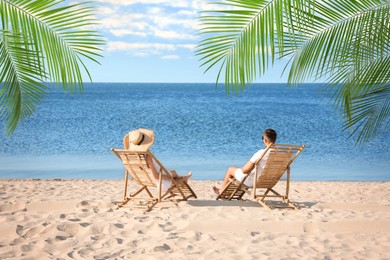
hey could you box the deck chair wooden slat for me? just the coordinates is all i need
[256,150,292,188]
[111,148,197,212]
[217,143,304,210]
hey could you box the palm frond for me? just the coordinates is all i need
[0,30,47,134]
[288,1,390,142]
[196,0,296,93]
[288,2,390,84]
[196,0,390,143]
[342,84,390,143]
[0,0,104,135]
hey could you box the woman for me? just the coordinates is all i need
[213,128,277,194]
[124,128,192,192]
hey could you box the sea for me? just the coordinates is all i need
[0,83,389,181]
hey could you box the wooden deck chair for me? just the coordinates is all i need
[111,148,197,212]
[217,143,304,210]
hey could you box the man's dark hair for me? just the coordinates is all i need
[264,128,277,143]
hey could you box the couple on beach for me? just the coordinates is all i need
[126,128,277,195]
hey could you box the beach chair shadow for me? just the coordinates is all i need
[217,143,305,210]
[186,199,261,208]
[293,201,318,209]
[111,148,197,212]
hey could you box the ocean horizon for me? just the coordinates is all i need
[0,83,389,181]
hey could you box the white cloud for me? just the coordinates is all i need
[177,44,197,50]
[97,13,146,29]
[97,0,191,8]
[96,6,116,15]
[161,55,180,59]
[153,29,196,40]
[191,0,218,11]
[107,41,176,52]
[110,29,147,37]
[177,10,196,16]
[94,3,198,37]
[151,15,194,30]
[107,41,196,58]
[93,0,202,58]
[147,7,163,14]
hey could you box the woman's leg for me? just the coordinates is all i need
[170,170,192,182]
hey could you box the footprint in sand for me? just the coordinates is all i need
[56,222,80,236]
[16,224,45,238]
[153,243,171,252]
[159,221,176,232]
[80,222,91,227]
[135,216,149,222]
[0,202,26,212]
[113,223,124,229]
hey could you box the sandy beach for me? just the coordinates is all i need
[1,179,390,259]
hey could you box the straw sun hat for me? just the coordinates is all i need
[123,128,155,151]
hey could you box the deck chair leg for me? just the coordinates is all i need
[112,148,197,212]
[228,182,240,200]
[122,170,129,201]
[118,186,148,208]
[128,186,148,198]
[169,179,197,201]
[183,182,197,199]
[285,167,291,198]
[287,200,298,209]
[255,189,272,209]
[282,197,298,209]
[177,188,187,201]
[145,200,159,213]
[283,168,297,209]
[256,198,271,210]
[144,187,154,199]
[217,178,246,201]
[269,188,297,210]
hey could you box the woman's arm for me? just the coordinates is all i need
[145,154,159,179]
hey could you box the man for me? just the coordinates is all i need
[213,128,277,194]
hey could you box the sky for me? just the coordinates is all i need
[80,0,290,83]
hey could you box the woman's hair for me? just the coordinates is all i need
[264,128,277,143]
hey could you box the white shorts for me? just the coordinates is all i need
[234,168,254,187]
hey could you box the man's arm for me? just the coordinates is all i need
[241,161,255,174]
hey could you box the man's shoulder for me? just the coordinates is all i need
[255,148,266,154]
[251,148,266,160]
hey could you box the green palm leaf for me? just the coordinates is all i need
[196,0,308,93]
[0,30,48,134]
[343,84,390,143]
[288,2,389,83]
[287,1,390,142]
[196,0,390,143]
[0,0,104,135]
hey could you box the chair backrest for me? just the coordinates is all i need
[112,149,174,187]
[112,149,157,187]
[123,133,130,149]
[254,144,304,189]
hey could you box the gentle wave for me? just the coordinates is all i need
[1,83,389,181]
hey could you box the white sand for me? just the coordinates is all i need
[1,179,390,259]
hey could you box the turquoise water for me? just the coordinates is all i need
[0,83,389,181]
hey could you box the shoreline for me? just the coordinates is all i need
[1,179,390,258]
[2,177,390,182]
[1,154,390,182]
